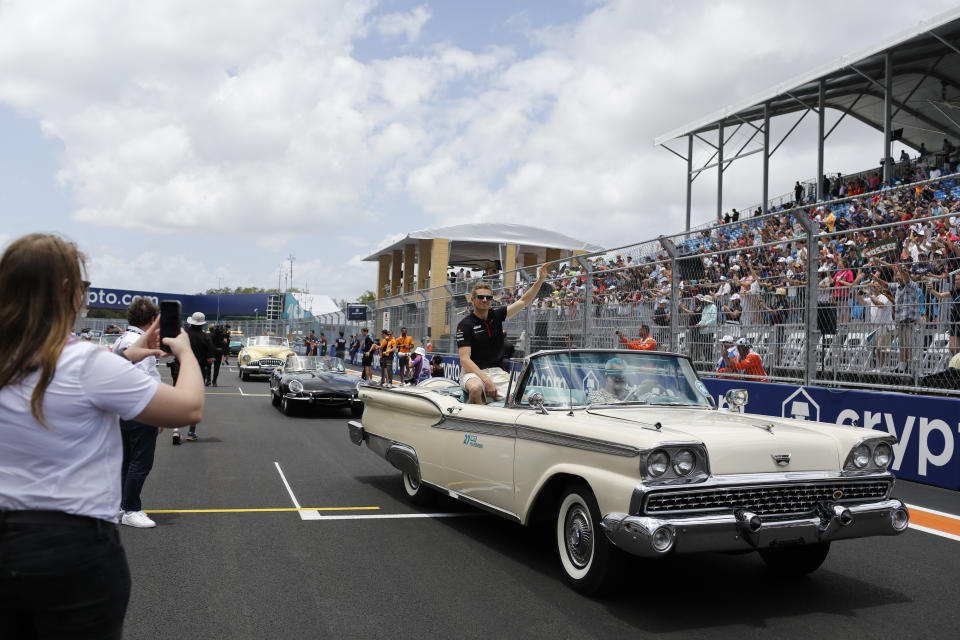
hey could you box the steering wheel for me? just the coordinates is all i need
[622,382,662,403]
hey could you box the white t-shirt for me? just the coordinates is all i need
[114,326,161,381]
[0,338,159,521]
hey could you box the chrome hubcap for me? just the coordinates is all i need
[565,504,593,569]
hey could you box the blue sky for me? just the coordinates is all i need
[0,0,955,300]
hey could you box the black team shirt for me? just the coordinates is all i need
[456,306,507,370]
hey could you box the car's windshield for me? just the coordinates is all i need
[99,334,122,346]
[516,351,713,409]
[284,356,322,372]
[229,333,243,343]
[247,336,288,348]
[283,356,346,373]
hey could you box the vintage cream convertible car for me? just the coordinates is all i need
[237,335,295,380]
[349,349,909,594]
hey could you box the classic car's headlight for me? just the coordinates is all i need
[673,449,695,476]
[289,379,304,394]
[873,442,893,468]
[851,444,871,469]
[648,450,669,477]
[241,353,251,363]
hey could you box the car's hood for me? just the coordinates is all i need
[578,407,860,474]
[242,346,293,359]
[286,372,355,392]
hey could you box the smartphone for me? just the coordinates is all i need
[159,300,182,351]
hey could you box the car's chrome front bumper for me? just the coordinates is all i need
[601,499,910,557]
[284,392,360,405]
[240,364,280,374]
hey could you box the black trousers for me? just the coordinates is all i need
[211,349,223,383]
[0,515,131,639]
[120,419,159,512]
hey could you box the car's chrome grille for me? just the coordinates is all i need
[259,358,283,367]
[643,480,892,517]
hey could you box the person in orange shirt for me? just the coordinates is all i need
[721,337,769,382]
[395,326,415,381]
[379,330,397,386]
[616,325,656,351]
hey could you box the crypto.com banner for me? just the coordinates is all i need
[85,287,270,317]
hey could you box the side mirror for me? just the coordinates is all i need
[724,388,749,413]
[528,392,549,415]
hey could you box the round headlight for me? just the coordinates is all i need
[289,379,304,394]
[852,444,870,469]
[241,353,251,363]
[873,442,893,468]
[673,449,696,476]
[648,450,669,477]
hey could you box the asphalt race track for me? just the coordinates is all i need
[120,365,960,640]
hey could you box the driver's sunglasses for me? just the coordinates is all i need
[474,294,494,301]
[606,372,626,382]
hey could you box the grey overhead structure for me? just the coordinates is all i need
[656,7,960,230]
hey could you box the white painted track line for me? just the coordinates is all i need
[274,461,319,520]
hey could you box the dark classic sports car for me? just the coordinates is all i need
[269,356,363,417]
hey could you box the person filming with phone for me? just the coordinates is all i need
[0,233,205,639]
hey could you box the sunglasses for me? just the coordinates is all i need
[82,280,91,290]
[474,294,494,301]
[606,373,626,382]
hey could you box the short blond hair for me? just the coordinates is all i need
[471,281,493,297]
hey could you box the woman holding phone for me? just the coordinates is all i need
[0,234,206,639]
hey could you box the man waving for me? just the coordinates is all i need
[457,265,547,404]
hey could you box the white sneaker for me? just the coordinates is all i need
[121,511,157,528]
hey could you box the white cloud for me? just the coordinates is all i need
[374,5,432,43]
[2,0,958,300]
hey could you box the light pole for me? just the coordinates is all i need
[254,308,259,335]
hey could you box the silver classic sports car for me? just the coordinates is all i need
[348,349,909,594]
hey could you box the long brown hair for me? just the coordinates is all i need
[0,234,88,426]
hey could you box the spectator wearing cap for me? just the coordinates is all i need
[722,337,769,382]
[716,335,738,373]
[722,292,742,338]
[406,347,430,385]
[695,294,717,363]
[875,264,921,373]
[860,281,894,368]
[170,312,215,444]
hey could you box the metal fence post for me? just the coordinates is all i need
[659,236,680,353]
[794,208,820,386]
[577,255,593,348]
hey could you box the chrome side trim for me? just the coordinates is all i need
[515,424,639,457]
[432,416,516,439]
[422,480,521,523]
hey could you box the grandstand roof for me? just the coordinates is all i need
[363,223,604,267]
[656,7,960,154]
